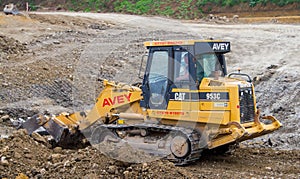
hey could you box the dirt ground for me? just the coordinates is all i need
[0,12,299,178]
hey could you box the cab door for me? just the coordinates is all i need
[170,49,199,111]
[141,47,172,109]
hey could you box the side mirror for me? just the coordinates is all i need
[139,55,148,79]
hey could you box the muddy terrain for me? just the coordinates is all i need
[0,12,299,178]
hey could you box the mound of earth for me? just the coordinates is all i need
[0,35,28,60]
[0,129,193,178]
[0,128,299,178]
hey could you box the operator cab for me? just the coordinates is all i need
[141,40,230,109]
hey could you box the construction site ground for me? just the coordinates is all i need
[0,12,299,178]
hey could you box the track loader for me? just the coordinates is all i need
[21,40,282,165]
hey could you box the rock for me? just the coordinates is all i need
[13,129,28,137]
[23,147,30,153]
[40,168,47,175]
[142,162,149,171]
[51,154,63,163]
[52,162,63,168]
[24,153,32,159]
[53,147,63,153]
[31,132,47,144]
[67,64,73,69]
[123,170,130,179]
[59,168,65,173]
[107,165,116,174]
[53,41,60,44]
[71,156,81,162]
[14,152,22,159]
[142,162,148,168]
[233,15,239,22]
[233,15,239,18]
[0,115,10,121]
[267,64,278,69]
[70,166,76,174]
[265,166,272,171]
[208,14,214,20]
[253,149,259,155]
[0,138,6,143]
[92,163,99,169]
[267,138,273,146]
[219,16,227,21]
[64,160,71,167]
[127,166,132,172]
[46,161,52,168]
[0,146,9,153]
[1,157,9,166]
[270,18,278,23]
[35,174,42,178]
[52,153,62,159]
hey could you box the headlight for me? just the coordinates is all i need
[239,83,252,88]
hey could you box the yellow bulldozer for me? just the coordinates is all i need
[21,39,281,165]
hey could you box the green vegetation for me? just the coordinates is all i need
[195,0,300,7]
[80,0,298,17]
[22,0,300,18]
[28,0,38,11]
[0,0,298,14]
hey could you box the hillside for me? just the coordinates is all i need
[1,0,299,19]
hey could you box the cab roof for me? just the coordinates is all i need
[144,40,225,47]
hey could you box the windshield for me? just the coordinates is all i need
[149,51,168,79]
[195,53,224,81]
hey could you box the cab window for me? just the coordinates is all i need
[174,51,189,81]
[195,53,224,81]
[149,51,168,78]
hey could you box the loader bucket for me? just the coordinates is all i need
[42,118,69,142]
[21,114,46,135]
[21,114,69,143]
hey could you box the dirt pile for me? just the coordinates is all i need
[194,146,300,178]
[0,35,28,60]
[245,63,300,149]
[29,14,113,30]
[0,14,116,111]
[0,129,192,178]
[1,128,299,178]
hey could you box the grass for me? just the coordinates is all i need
[42,0,300,19]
